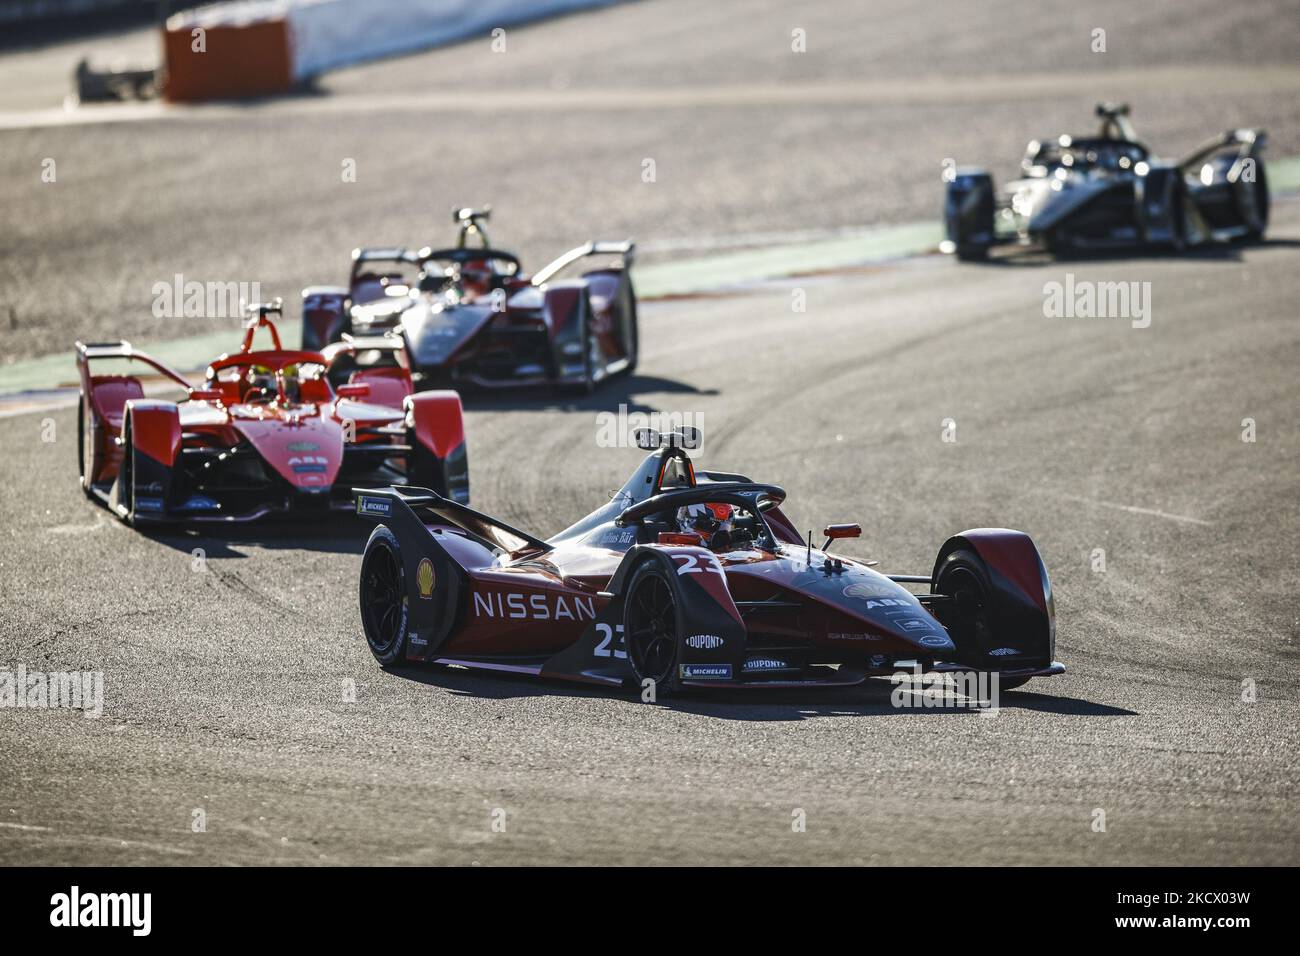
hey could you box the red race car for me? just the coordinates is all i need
[75,301,469,525]
[353,429,1065,695]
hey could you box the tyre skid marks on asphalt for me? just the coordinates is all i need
[0,821,195,857]
[13,606,173,664]
[205,563,302,616]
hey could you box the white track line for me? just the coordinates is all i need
[1059,494,1213,527]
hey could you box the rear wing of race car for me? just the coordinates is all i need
[74,339,195,392]
[353,485,552,557]
[350,246,423,268]
[318,331,412,388]
[320,331,408,363]
[531,240,636,286]
[347,247,424,288]
[1177,128,1267,174]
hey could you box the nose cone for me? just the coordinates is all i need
[836,573,956,652]
[404,301,492,368]
[236,413,343,491]
[743,556,957,653]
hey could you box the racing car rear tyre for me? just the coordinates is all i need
[624,561,683,696]
[77,394,96,499]
[359,525,410,666]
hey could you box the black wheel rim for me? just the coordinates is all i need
[361,544,404,654]
[627,574,677,684]
[938,564,991,658]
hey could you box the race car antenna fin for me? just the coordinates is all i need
[806,530,813,566]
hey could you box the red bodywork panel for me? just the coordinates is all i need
[229,408,345,491]
[950,528,1049,614]
[407,391,465,458]
[349,366,413,411]
[126,401,182,466]
[436,537,942,663]
[89,375,143,429]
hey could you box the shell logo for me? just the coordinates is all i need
[842,580,897,601]
[417,558,436,600]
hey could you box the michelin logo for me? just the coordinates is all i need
[356,495,391,517]
[680,663,732,680]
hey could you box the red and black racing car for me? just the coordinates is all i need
[301,207,638,392]
[353,429,1064,695]
[75,301,469,525]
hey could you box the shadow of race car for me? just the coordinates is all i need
[75,301,469,525]
[302,207,637,392]
[353,428,1065,696]
[944,103,1269,259]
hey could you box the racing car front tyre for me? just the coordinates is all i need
[117,416,136,521]
[1043,230,1073,259]
[955,244,990,262]
[359,525,410,666]
[1244,159,1269,242]
[564,304,599,395]
[623,561,684,697]
[933,548,1031,692]
[579,316,600,393]
[617,278,639,377]
[1169,186,1188,254]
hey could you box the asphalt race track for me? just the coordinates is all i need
[2,0,1298,865]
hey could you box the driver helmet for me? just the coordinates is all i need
[280,363,300,402]
[458,258,493,300]
[677,502,733,546]
[245,364,276,401]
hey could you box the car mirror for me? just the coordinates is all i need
[188,388,222,403]
[336,383,370,399]
[823,524,861,540]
